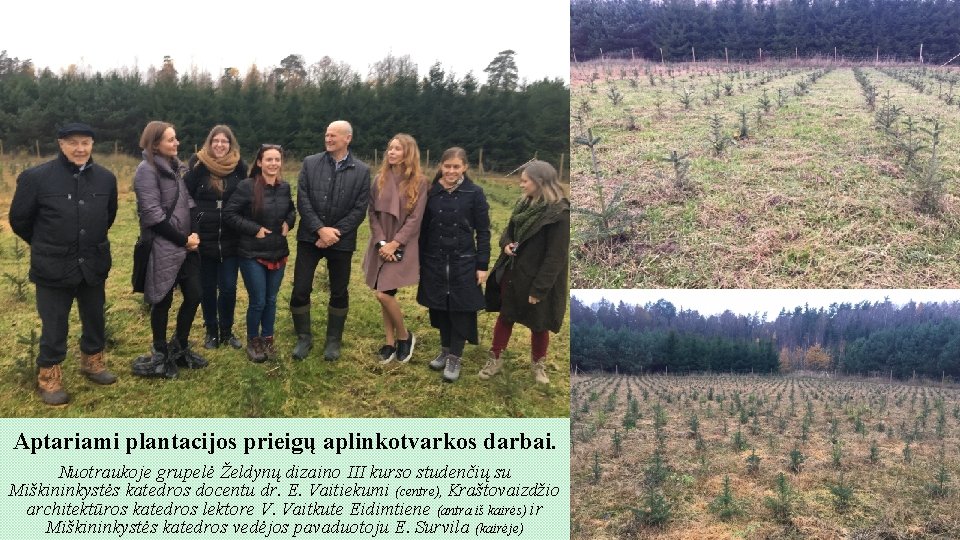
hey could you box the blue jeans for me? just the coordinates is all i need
[199,255,239,336]
[239,258,285,338]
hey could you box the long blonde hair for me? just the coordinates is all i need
[376,133,423,211]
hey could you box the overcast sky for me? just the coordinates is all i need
[5,0,569,83]
[572,289,960,320]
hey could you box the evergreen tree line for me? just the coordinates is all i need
[0,51,569,172]
[571,0,960,63]
[572,322,780,374]
[571,296,960,379]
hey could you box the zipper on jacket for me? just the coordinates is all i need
[217,198,223,262]
[445,258,451,296]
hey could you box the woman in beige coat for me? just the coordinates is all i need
[361,134,429,364]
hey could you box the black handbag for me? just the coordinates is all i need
[484,257,508,312]
[131,179,179,293]
[131,238,151,293]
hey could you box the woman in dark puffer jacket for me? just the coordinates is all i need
[224,145,295,362]
[184,125,247,350]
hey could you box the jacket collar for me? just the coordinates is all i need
[429,174,477,195]
[325,151,354,171]
[58,151,92,174]
[143,150,183,179]
[513,198,570,243]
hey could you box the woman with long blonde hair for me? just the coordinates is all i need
[361,133,429,364]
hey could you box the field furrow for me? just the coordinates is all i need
[572,63,960,288]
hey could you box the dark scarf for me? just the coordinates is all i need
[510,199,549,244]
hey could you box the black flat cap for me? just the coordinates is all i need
[57,122,96,140]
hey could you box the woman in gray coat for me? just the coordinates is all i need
[131,121,207,378]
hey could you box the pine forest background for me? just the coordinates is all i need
[571,0,960,63]
[0,50,569,174]
[572,296,960,380]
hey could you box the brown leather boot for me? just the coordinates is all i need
[262,336,278,361]
[80,351,117,385]
[38,365,69,405]
[247,337,266,363]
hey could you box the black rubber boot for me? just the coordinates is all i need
[323,308,348,361]
[291,309,312,360]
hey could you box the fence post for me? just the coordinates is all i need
[478,148,484,175]
[35,140,40,158]
[558,153,566,181]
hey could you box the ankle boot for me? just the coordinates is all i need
[169,339,208,369]
[323,307,348,361]
[80,351,117,385]
[532,357,550,384]
[37,365,69,405]
[291,309,312,360]
[479,350,504,380]
[131,345,178,379]
[262,336,278,361]
[429,347,450,370]
[247,337,266,363]
[442,355,462,382]
[203,330,219,349]
[220,328,242,349]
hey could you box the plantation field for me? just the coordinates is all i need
[0,152,569,418]
[570,61,960,288]
[571,373,960,539]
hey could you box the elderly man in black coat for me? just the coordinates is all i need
[9,123,119,405]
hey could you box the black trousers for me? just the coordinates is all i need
[290,241,353,311]
[35,281,106,367]
[151,252,202,349]
[429,308,478,357]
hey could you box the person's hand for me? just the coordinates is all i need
[281,222,289,237]
[528,296,540,305]
[476,270,488,285]
[185,233,200,251]
[256,227,272,239]
[505,242,518,256]
[379,240,399,262]
[318,226,340,246]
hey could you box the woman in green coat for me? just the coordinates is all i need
[482,161,569,384]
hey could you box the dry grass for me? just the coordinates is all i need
[571,62,960,288]
[572,374,960,539]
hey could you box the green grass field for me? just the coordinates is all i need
[571,62,960,288]
[0,153,569,418]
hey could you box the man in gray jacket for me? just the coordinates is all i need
[290,120,370,360]
[9,123,118,405]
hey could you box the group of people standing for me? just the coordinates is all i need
[11,120,569,406]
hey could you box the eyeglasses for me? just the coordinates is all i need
[260,144,282,151]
